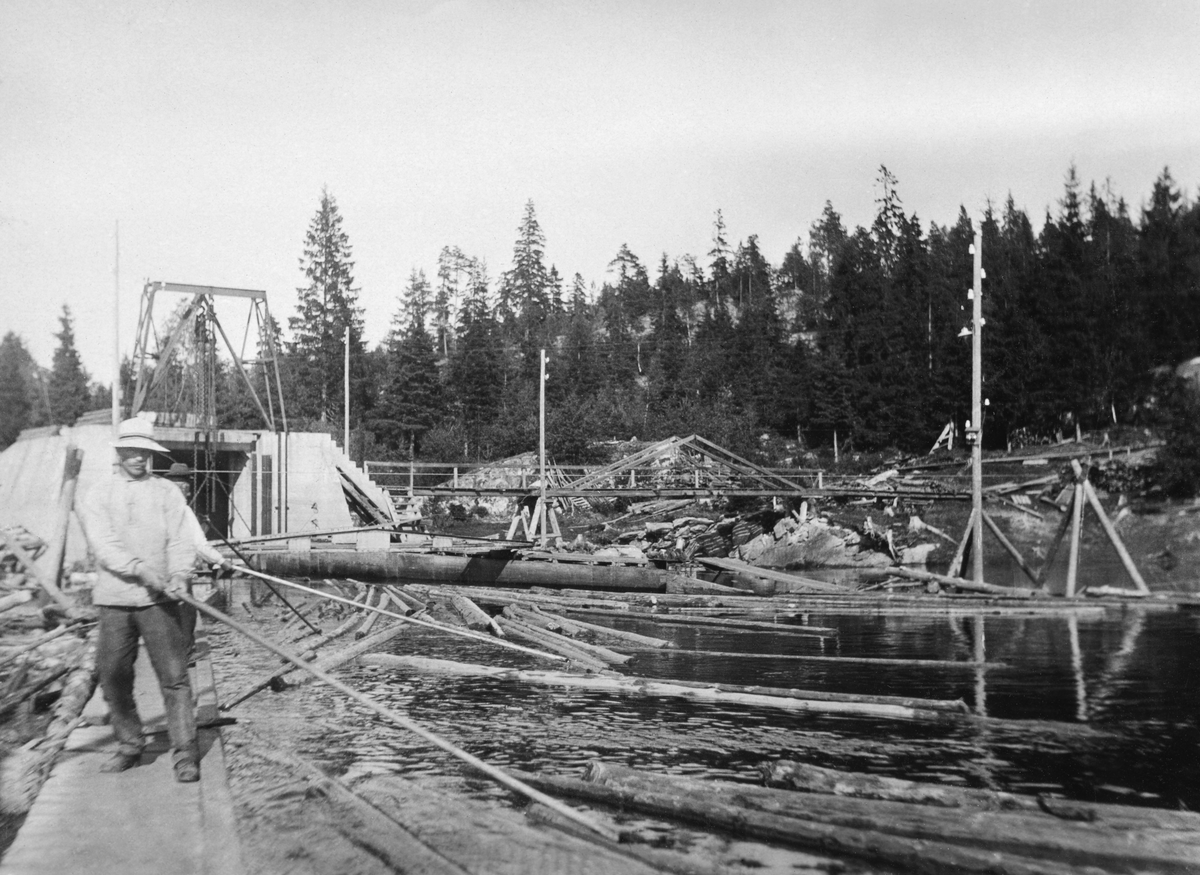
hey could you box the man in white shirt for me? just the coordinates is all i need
[77,419,201,783]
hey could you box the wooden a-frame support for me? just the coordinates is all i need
[506,497,562,547]
[948,459,1149,597]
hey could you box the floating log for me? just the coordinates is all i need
[663,574,747,595]
[694,557,848,594]
[511,765,1087,875]
[861,566,1041,599]
[184,593,618,842]
[248,741,472,875]
[762,760,1200,831]
[579,762,1200,875]
[236,568,567,663]
[499,609,627,664]
[354,590,386,639]
[625,647,999,669]
[223,618,411,710]
[492,617,609,671]
[386,585,427,613]
[560,607,837,637]
[503,604,592,637]
[642,678,968,713]
[518,606,674,649]
[360,655,974,721]
[449,593,504,636]
[295,595,372,662]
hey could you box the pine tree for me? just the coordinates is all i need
[0,332,32,447]
[287,187,366,424]
[47,305,91,425]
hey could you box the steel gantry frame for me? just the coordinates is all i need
[129,281,288,432]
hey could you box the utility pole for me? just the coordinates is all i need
[343,324,350,455]
[539,348,548,549]
[112,221,121,431]
[970,233,984,587]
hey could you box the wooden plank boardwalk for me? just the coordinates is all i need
[0,631,243,875]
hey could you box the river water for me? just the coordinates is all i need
[238,580,1200,816]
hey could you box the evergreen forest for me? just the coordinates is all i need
[3,166,1199,478]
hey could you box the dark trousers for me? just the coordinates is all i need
[97,603,198,764]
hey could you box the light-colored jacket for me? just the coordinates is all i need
[184,508,227,567]
[78,470,195,607]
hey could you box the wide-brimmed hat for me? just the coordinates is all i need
[113,418,168,453]
[166,462,192,479]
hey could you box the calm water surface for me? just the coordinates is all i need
[254,581,1200,813]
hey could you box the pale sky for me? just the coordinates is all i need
[2,0,1197,385]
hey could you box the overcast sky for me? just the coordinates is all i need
[2,0,1197,386]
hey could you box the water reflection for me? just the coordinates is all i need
[223,582,1200,813]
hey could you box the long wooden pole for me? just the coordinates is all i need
[947,506,977,579]
[235,566,566,663]
[1065,479,1084,598]
[970,232,984,588]
[539,347,547,550]
[112,221,121,429]
[178,593,617,841]
[1082,480,1150,593]
[981,511,1040,586]
[343,324,350,453]
[43,445,83,604]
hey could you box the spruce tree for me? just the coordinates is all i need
[0,332,32,447]
[449,262,504,456]
[47,305,91,425]
[287,187,366,424]
[376,282,442,456]
[499,200,552,375]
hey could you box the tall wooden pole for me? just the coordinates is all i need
[539,347,547,549]
[343,325,350,454]
[970,232,984,587]
[112,221,121,430]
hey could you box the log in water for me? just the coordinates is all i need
[359,654,973,721]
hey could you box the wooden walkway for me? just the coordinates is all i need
[0,631,243,875]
